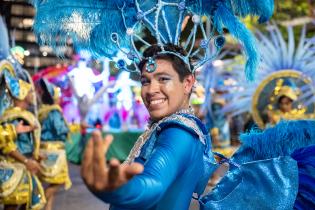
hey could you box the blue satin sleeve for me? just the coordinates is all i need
[94,126,201,209]
[41,110,69,142]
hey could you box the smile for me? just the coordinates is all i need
[149,98,166,107]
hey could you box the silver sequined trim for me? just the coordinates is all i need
[123,112,205,165]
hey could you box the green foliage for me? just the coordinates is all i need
[273,0,311,21]
[240,0,314,42]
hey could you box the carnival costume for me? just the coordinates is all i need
[266,85,307,126]
[96,109,217,209]
[37,79,72,189]
[0,62,46,209]
[30,0,315,209]
[223,24,315,128]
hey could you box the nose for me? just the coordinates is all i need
[147,80,160,95]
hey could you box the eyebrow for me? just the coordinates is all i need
[140,72,172,79]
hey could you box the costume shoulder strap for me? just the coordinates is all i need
[158,114,207,145]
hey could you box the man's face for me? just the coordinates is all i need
[140,59,192,121]
[279,96,293,113]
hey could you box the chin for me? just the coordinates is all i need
[149,111,168,121]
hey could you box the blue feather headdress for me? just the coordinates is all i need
[0,16,10,60]
[223,24,315,117]
[30,0,274,80]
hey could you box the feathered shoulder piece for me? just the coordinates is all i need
[232,120,315,163]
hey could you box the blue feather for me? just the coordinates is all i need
[287,26,295,67]
[0,16,10,60]
[225,0,274,23]
[30,0,137,58]
[232,120,315,163]
[200,0,274,24]
[213,2,259,81]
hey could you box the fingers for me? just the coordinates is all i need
[81,136,94,185]
[29,160,41,175]
[35,162,43,175]
[93,131,111,190]
[124,162,144,180]
[103,134,113,154]
[107,158,120,189]
[81,132,116,191]
[15,121,23,134]
[23,125,35,133]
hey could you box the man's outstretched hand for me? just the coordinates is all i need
[81,130,144,192]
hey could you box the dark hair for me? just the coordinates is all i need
[138,44,193,82]
[39,79,54,105]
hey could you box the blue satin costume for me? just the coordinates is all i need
[95,113,217,210]
[95,115,315,209]
[38,104,72,189]
[10,118,35,156]
[41,110,69,142]
[0,107,46,209]
[201,120,315,209]
[3,118,34,157]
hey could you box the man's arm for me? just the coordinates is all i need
[83,126,200,209]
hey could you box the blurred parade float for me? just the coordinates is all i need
[31,51,149,163]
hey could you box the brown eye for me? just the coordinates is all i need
[140,78,150,86]
[158,77,170,82]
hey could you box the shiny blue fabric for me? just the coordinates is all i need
[200,120,315,210]
[200,156,299,210]
[291,145,315,209]
[94,118,315,209]
[94,114,217,210]
[0,168,14,183]
[9,118,34,155]
[41,110,69,142]
[3,70,20,99]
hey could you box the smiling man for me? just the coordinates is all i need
[139,46,194,122]
[81,44,216,210]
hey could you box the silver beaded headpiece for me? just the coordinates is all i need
[112,0,225,73]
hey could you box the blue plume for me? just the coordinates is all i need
[30,0,137,58]
[213,2,259,81]
[197,0,275,80]
[199,0,274,23]
[30,0,274,77]
[0,16,10,60]
[232,120,315,164]
[224,0,274,23]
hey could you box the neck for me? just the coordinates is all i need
[180,97,190,110]
[180,103,189,110]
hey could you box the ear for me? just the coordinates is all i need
[183,74,195,95]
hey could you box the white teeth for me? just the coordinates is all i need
[150,99,165,105]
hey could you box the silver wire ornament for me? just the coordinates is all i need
[111,0,225,74]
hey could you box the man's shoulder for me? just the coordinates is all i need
[157,113,208,145]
